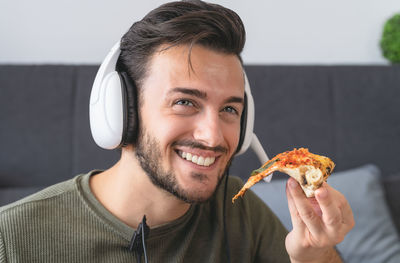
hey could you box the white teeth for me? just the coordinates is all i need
[180,151,216,167]
[197,156,205,165]
[204,157,215,166]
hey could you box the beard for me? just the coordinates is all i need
[135,127,233,203]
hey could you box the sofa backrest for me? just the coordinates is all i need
[234,65,400,180]
[0,65,118,187]
[1,65,399,187]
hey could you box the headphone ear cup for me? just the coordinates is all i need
[90,71,126,149]
[236,93,248,153]
[119,71,139,146]
[235,71,255,156]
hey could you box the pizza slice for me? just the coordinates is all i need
[232,148,335,203]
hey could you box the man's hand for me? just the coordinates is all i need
[285,178,355,263]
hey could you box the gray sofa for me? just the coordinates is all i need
[1,65,400,261]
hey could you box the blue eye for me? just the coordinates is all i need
[223,106,238,115]
[176,99,194,107]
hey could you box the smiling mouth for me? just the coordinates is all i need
[177,150,216,167]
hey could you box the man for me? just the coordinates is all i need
[0,0,354,262]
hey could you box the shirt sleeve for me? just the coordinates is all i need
[0,230,7,263]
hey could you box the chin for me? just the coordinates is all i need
[177,172,222,203]
[180,189,216,203]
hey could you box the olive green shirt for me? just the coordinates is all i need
[0,171,290,262]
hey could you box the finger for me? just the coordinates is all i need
[309,196,323,218]
[341,199,355,228]
[316,183,355,228]
[288,178,324,237]
[286,179,306,231]
[314,183,343,229]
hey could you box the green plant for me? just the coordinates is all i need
[381,13,400,63]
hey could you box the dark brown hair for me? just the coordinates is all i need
[118,0,246,91]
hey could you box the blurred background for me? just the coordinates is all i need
[1,0,399,65]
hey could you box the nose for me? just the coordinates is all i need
[193,111,224,148]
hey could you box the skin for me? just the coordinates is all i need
[90,44,354,262]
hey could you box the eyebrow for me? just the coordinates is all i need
[168,87,207,99]
[168,87,244,105]
[225,96,244,105]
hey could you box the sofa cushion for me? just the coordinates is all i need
[250,164,400,263]
[382,174,400,233]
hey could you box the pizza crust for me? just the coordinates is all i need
[280,165,325,197]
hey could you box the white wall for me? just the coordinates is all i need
[0,0,398,64]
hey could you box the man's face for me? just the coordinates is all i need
[135,44,245,203]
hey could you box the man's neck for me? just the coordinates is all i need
[89,147,191,229]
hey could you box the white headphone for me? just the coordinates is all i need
[89,42,273,181]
